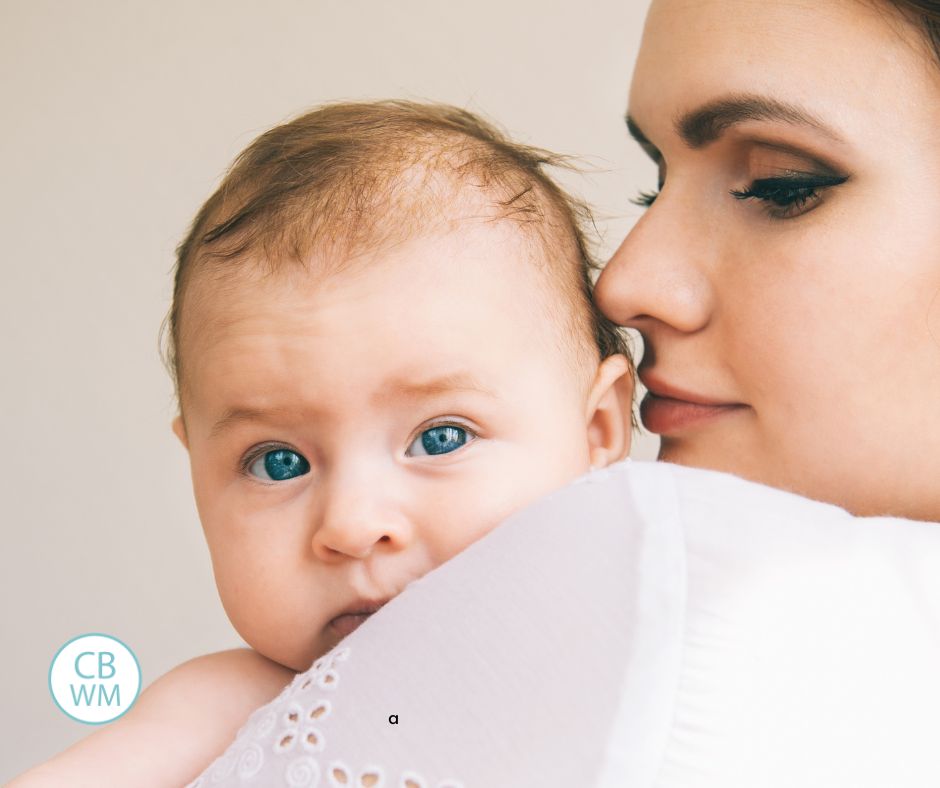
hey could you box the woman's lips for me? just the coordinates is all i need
[329,613,374,637]
[640,391,748,435]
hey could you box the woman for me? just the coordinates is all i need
[596,0,940,523]
[16,1,940,786]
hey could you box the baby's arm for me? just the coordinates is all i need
[9,648,297,788]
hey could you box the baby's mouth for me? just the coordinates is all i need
[329,612,375,637]
[328,598,389,637]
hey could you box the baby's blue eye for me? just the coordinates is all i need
[248,449,310,481]
[407,425,471,457]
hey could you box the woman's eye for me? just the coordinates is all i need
[246,448,310,481]
[406,424,474,457]
[730,174,849,219]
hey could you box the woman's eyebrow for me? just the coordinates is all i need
[626,94,845,150]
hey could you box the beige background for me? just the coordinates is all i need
[0,0,657,779]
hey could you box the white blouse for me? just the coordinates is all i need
[186,461,940,787]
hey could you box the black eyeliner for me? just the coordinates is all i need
[731,173,849,202]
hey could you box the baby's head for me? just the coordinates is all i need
[164,101,634,670]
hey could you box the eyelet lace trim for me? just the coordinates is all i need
[184,646,463,788]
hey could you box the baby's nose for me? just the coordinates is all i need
[310,481,414,562]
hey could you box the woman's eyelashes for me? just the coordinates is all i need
[730,173,849,219]
[405,423,476,458]
[631,173,849,218]
[631,189,660,208]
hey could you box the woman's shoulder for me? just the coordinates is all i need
[502,459,852,536]
[621,460,848,518]
[490,459,940,588]
[582,459,940,533]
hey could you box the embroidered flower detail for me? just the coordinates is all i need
[273,701,305,754]
[183,646,465,788]
[325,762,384,786]
[327,760,353,785]
[399,773,426,788]
[300,725,326,753]
[235,742,264,779]
[307,700,332,721]
[253,708,278,739]
[397,775,463,788]
[356,767,384,786]
[284,702,305,726]
[285,755,321,787]
[294,646,348,696]
[275,730,298,754]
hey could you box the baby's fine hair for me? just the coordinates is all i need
[161,100,631,409]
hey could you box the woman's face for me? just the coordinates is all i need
[596,0,940,520]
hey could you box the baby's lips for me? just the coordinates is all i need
[329,612,375,637]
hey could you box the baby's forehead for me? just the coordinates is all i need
[178,219,587,402]
[188,213,573,314]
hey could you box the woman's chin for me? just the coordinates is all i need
[656,433,761,482]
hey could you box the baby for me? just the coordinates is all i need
[13,100,634,786]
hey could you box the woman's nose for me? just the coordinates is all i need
[310,473,414,563]
[594,198,715,335]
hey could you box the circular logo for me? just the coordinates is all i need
[49,633,141,724]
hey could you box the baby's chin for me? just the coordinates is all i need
[239,631,332,674]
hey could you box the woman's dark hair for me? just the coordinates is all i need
[887,1,940,62]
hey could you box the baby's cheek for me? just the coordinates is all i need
[425,472,541,563]
[214,557,280,631]
[222,581,315,668]
[458,448,588,548]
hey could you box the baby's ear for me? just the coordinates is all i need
[171,414,189,450]
[585,354,634,468]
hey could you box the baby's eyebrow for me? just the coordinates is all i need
[208,374,496,438]
[209,405,294,439]
[382,372,497,401]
